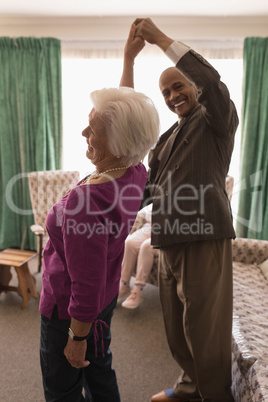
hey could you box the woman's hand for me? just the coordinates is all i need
[124,23,145,63]
[64,318,91,368]
[64,338,90,369]
[120,23,145,88]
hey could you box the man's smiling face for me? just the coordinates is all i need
[159,67,199,118]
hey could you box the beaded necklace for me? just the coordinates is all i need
[81,165,131,184]
[65,165,131,195]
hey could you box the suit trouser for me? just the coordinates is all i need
[158,239,233,401]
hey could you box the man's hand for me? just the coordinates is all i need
[134,18,173,52]
[64,337,90,369]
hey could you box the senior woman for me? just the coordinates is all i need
[39,86,159,402]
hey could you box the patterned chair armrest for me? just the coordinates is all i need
[30,224,45,235]
[232,237,268,265]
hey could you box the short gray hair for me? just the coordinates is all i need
[90,87,160,165]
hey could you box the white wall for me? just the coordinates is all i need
[0,15,268,39]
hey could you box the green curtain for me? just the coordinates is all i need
[0,37,62,250]
[236,37,268,240]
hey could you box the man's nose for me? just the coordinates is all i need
[169,89,179,100]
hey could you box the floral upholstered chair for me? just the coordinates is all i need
[28,170,80,272]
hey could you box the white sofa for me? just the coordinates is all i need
[231,237,268,401]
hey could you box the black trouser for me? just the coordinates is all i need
[40,296,120,402]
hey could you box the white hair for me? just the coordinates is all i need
[90,87,160,166]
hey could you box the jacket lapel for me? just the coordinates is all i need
[148,122,178,182]
[151,106,201,183]
[154,127,179,181]
[154,118,188,182]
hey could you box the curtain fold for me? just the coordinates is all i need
[61,38,243,59]
[0,37,62,250]
[236,37,268,240]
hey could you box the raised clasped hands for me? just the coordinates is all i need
[120,18,173,88]
[124,18,168,61]
[133,18,173,52]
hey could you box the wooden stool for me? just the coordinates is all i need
[0,248,39,309]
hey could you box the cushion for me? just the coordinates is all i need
[259,258,268,280]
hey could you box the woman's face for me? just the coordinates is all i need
[82,108,112,165]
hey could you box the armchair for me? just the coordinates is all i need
[28,170,80,272]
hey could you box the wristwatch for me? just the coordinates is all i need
[68,327,89,341]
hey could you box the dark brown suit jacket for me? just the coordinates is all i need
[143,50,239,246]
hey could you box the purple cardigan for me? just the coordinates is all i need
[39,164,147,322]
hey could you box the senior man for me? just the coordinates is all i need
[120,19,238,402]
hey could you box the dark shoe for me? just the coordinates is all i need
[151,388,190,401]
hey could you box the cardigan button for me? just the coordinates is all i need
[175,164,180,170]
